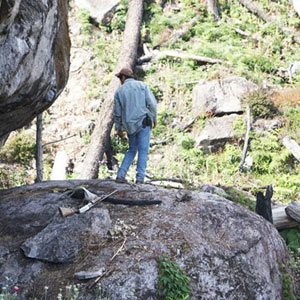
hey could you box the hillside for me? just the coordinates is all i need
[1,0,300,298]
[2,0,300,201]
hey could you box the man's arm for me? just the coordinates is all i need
[114,93,126,137]
[145,85,157,128]
[113,93,122,131]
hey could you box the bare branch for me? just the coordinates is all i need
[239,106,251,172]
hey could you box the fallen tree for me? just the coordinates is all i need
[138,45,224,65]
[272,204,300,230]
[155,50,224,64]
[237,0,300,44]
[282,136,300,162]
[158,14,201,47]
[80,0,144,179]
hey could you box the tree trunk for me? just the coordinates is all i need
[207,0,220,19]
[80,0,144,179]
[36,113,43,183]
[0,133,9,147]
[239,106,251,172]
[255,184,273,224]
[286,201,300,223]
[272,206,299,230]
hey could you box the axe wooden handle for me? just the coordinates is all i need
[59,207,78,217]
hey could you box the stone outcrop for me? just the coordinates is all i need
[74,0,120,25]
[192,76,257,117]
[0,0,71,140]
[253,118,284,133]
[194,114,241,151]
[0,180,288,300]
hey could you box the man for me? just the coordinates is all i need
[114,67,157,184]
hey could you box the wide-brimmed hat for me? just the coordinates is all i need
[115,67,134,78]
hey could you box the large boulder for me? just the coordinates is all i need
[74,0,120,25]
[0,180,289,299]
[21,209,111,263]
[0,0,71,140]
[192,76,257,117]
[253,118,284,133]
[194,114,241,151]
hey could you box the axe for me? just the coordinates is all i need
[59,190,118,217]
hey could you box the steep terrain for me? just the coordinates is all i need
[1,0,300,298]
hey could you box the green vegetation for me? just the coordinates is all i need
[157,256,191,300]
[0,130,35,164]
[281,229,300,254]
[78,9,92,35]
[1,0,300,204]
[279,230,300,299]
[281,272,297,300]
[100,0,128,33]
[280,261,298,300]
[247,89,280,119]
[223,187,256,211]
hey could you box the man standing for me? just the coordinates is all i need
[114,67,157,184]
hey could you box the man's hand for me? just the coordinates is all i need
[153,120,157,129]
[117,130,126,140]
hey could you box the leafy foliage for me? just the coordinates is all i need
[224,187,256,212]
[78,9,92,35]
[0,130,35,164]
[280,229,300,253]
[101,0,129,32]
[247,89,280,119]
[157,256,191,300]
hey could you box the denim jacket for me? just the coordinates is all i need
[114,78,157,136]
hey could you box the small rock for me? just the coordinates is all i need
[75,268,104,280]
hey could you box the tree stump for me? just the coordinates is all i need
[256,185,273,224]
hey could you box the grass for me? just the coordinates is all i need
[1,0,299,205]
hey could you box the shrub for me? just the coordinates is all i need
[157,256,191,300]
[0,130,35,164]
[78,9,92,35]
[181,137,195,150]
[102,0,128,32]
[247,89,280,119]
[242,54,274,73]
[280,229,300,253]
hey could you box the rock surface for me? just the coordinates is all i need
[0,180,288,299]
[192,76,257,117]
[194,114,241,151]
[0,0,71,140]
[253,118,284,133]
[74,0,120,25]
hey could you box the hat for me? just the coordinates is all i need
[115,67,134,78]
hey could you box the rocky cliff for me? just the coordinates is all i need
[0,0,70,141]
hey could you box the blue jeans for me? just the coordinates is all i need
[117,126,151,182]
